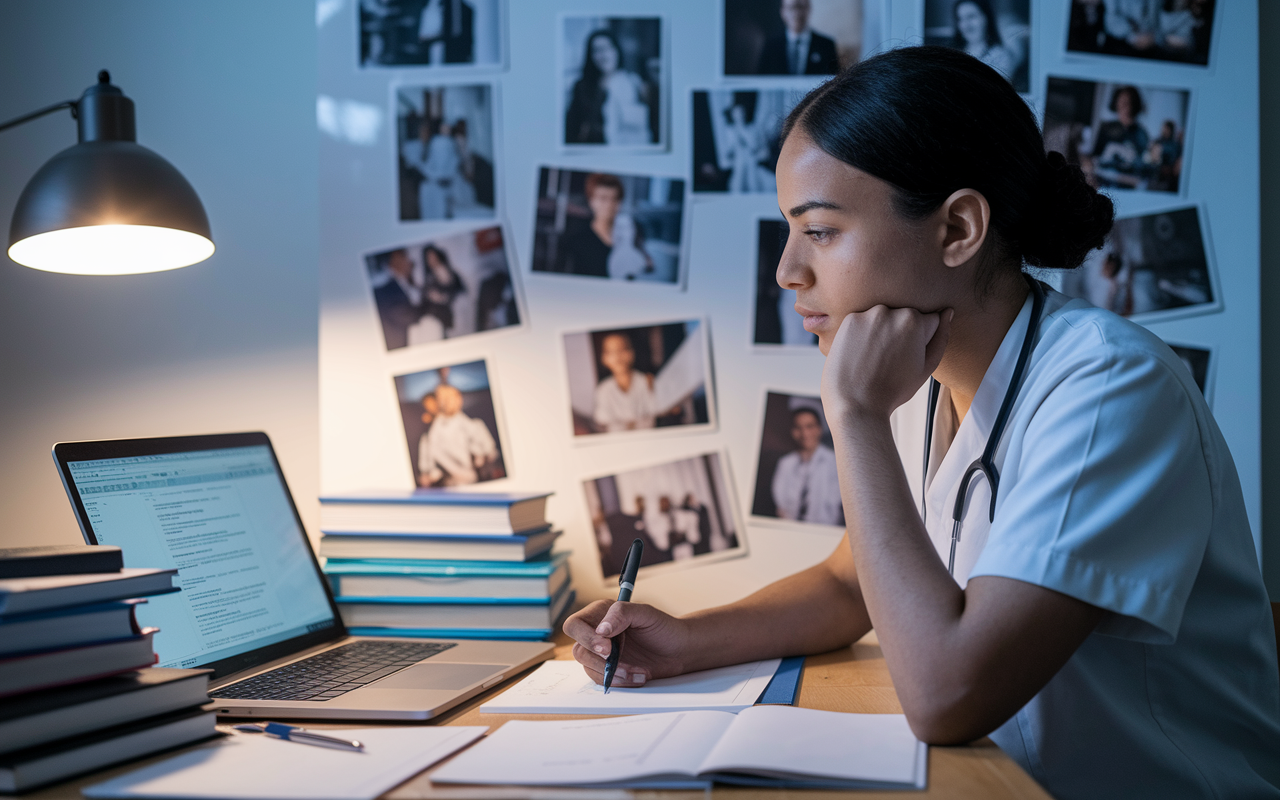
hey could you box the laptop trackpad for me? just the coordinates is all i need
[376,663,500,691]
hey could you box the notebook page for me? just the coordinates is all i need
[431,711,735,787]
[479,658,780,714]
[83,727,487,800]
[698,705,925,787]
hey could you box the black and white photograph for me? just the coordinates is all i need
[396,83,496,222]
[1055,206,1217,322]
[563,320,713,439]
[1043,77,1190,195]
[359,0,502,69]
[365,225,520,351]
[753,219,817,347]
[923,0,1031,93]
[394,359,507,488]
[692,88,807,194]
[751,391,843,529]
[1066,0,1216,66]
[531,167,685,285]
[561,16,665,150]
[1166,343,1214,402]
[583,452,744,579]
[723,0,880,76]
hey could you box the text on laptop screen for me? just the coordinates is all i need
[66,446,337,668]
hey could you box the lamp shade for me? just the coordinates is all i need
[5,73,214,275]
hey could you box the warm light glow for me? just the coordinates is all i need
[8,224,215,275]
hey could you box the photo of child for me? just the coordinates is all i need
[393,360,507,487]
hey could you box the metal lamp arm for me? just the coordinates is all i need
[0,100,77,135]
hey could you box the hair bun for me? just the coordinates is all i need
[1022,151,1115,270]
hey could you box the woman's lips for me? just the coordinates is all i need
[795,304,828,333]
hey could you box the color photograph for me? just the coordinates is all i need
[1065,0,1216,66]
[923,0,1030,93]
[359,0,502,69]
[1054,206,1217,323]
[531,167,685,285]
[723,0,881,76]
[394,359,507,488]
[692,88,807,194]
[751,391,844,530]
[561,16,665,151]
[365,225,520,351]
[753,219,817,347]
[583,452,745,579]
[396,83,497,222]
[563,320,714,439]
[1043,76,1190,195]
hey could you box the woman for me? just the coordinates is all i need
[406,244,465,344]
[564,30,652,146]
[720,102,773,194]
[1089,85,1150,189]
[564,47,1280,799]
[950,0,1016,81]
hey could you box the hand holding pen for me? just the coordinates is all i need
[602,538,643,693]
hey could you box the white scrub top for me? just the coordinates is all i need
[923,286,1280,799]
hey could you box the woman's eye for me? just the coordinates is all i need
[805,229,833,243]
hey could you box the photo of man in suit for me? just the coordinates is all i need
[755,0,840,75]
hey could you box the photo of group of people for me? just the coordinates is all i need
[562,320,713,439]
[396,83,497,221]
[531,167,686,285]
[561,16,665,150]
[365,225,519,351]
[1043,77,1190,195]
[1066,0,1216,66]
[923,0,1031,93]
[722,0,878,76]
[584,452,743,578]
[359,0,502,68]
[393,359,507,488]
[751,392,842,529]
[692,89,807,194]
[1054,205,1216,323]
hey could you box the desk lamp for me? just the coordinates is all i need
[1,70,213,275]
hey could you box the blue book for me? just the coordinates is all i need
[320,489,552,535]
[756,656,805,705]
[326,552,570,601]
[336,585,574,633]
[318,528,561,563]
[0,601,142,658]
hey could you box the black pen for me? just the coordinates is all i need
[603,538,643,693]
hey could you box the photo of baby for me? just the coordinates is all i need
[393,360,507,487]
[562,320,714,439]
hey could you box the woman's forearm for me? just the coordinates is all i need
[676,553,871,674]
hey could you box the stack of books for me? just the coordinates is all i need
[319,490,574,640]
[0,546,216,793]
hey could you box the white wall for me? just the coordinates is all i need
[0,1,321,549]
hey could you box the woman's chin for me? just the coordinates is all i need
[817,337,831,357]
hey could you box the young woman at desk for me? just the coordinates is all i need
[564,47,1280,798]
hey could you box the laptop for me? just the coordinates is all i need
[51,432,555,721]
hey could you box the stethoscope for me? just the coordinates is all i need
[922,277,1047,576]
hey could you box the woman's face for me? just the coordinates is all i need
[774,133,954,356]
[590,35,620,75]
[1115,91,1136,125]
[600,334,635,375]
[588,186,622,225]
[425,249,448,274]
[955,2,988,46]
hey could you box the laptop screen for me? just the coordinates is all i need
[64,444,338,669]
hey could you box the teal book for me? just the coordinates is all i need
[318,528,560,562]
[327,552,570,601]
[337,586,575,635]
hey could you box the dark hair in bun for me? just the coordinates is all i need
[782,46,1113,278]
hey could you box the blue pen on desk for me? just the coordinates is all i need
[602,538,644,693]
[233,722,365,752]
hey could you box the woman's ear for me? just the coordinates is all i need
[937,189,991,268]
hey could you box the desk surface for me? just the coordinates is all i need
[26,636,1052,800]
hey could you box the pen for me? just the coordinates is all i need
[603,537,644,694]
[232,722,365,752]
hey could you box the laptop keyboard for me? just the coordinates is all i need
[211,640,457,702]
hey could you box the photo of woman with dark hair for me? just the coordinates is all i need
[561,17,664,149]
[411,244,465,342]
[563,45,1280,798]
[923,0,1028,92]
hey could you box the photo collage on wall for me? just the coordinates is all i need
[345,0,1225,587]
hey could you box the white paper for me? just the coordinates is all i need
[431,711,733,787]
[479,658,780,715]
[82,726,487,800]
[700,705,926,788]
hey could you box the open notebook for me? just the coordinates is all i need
[431,705,927,790]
